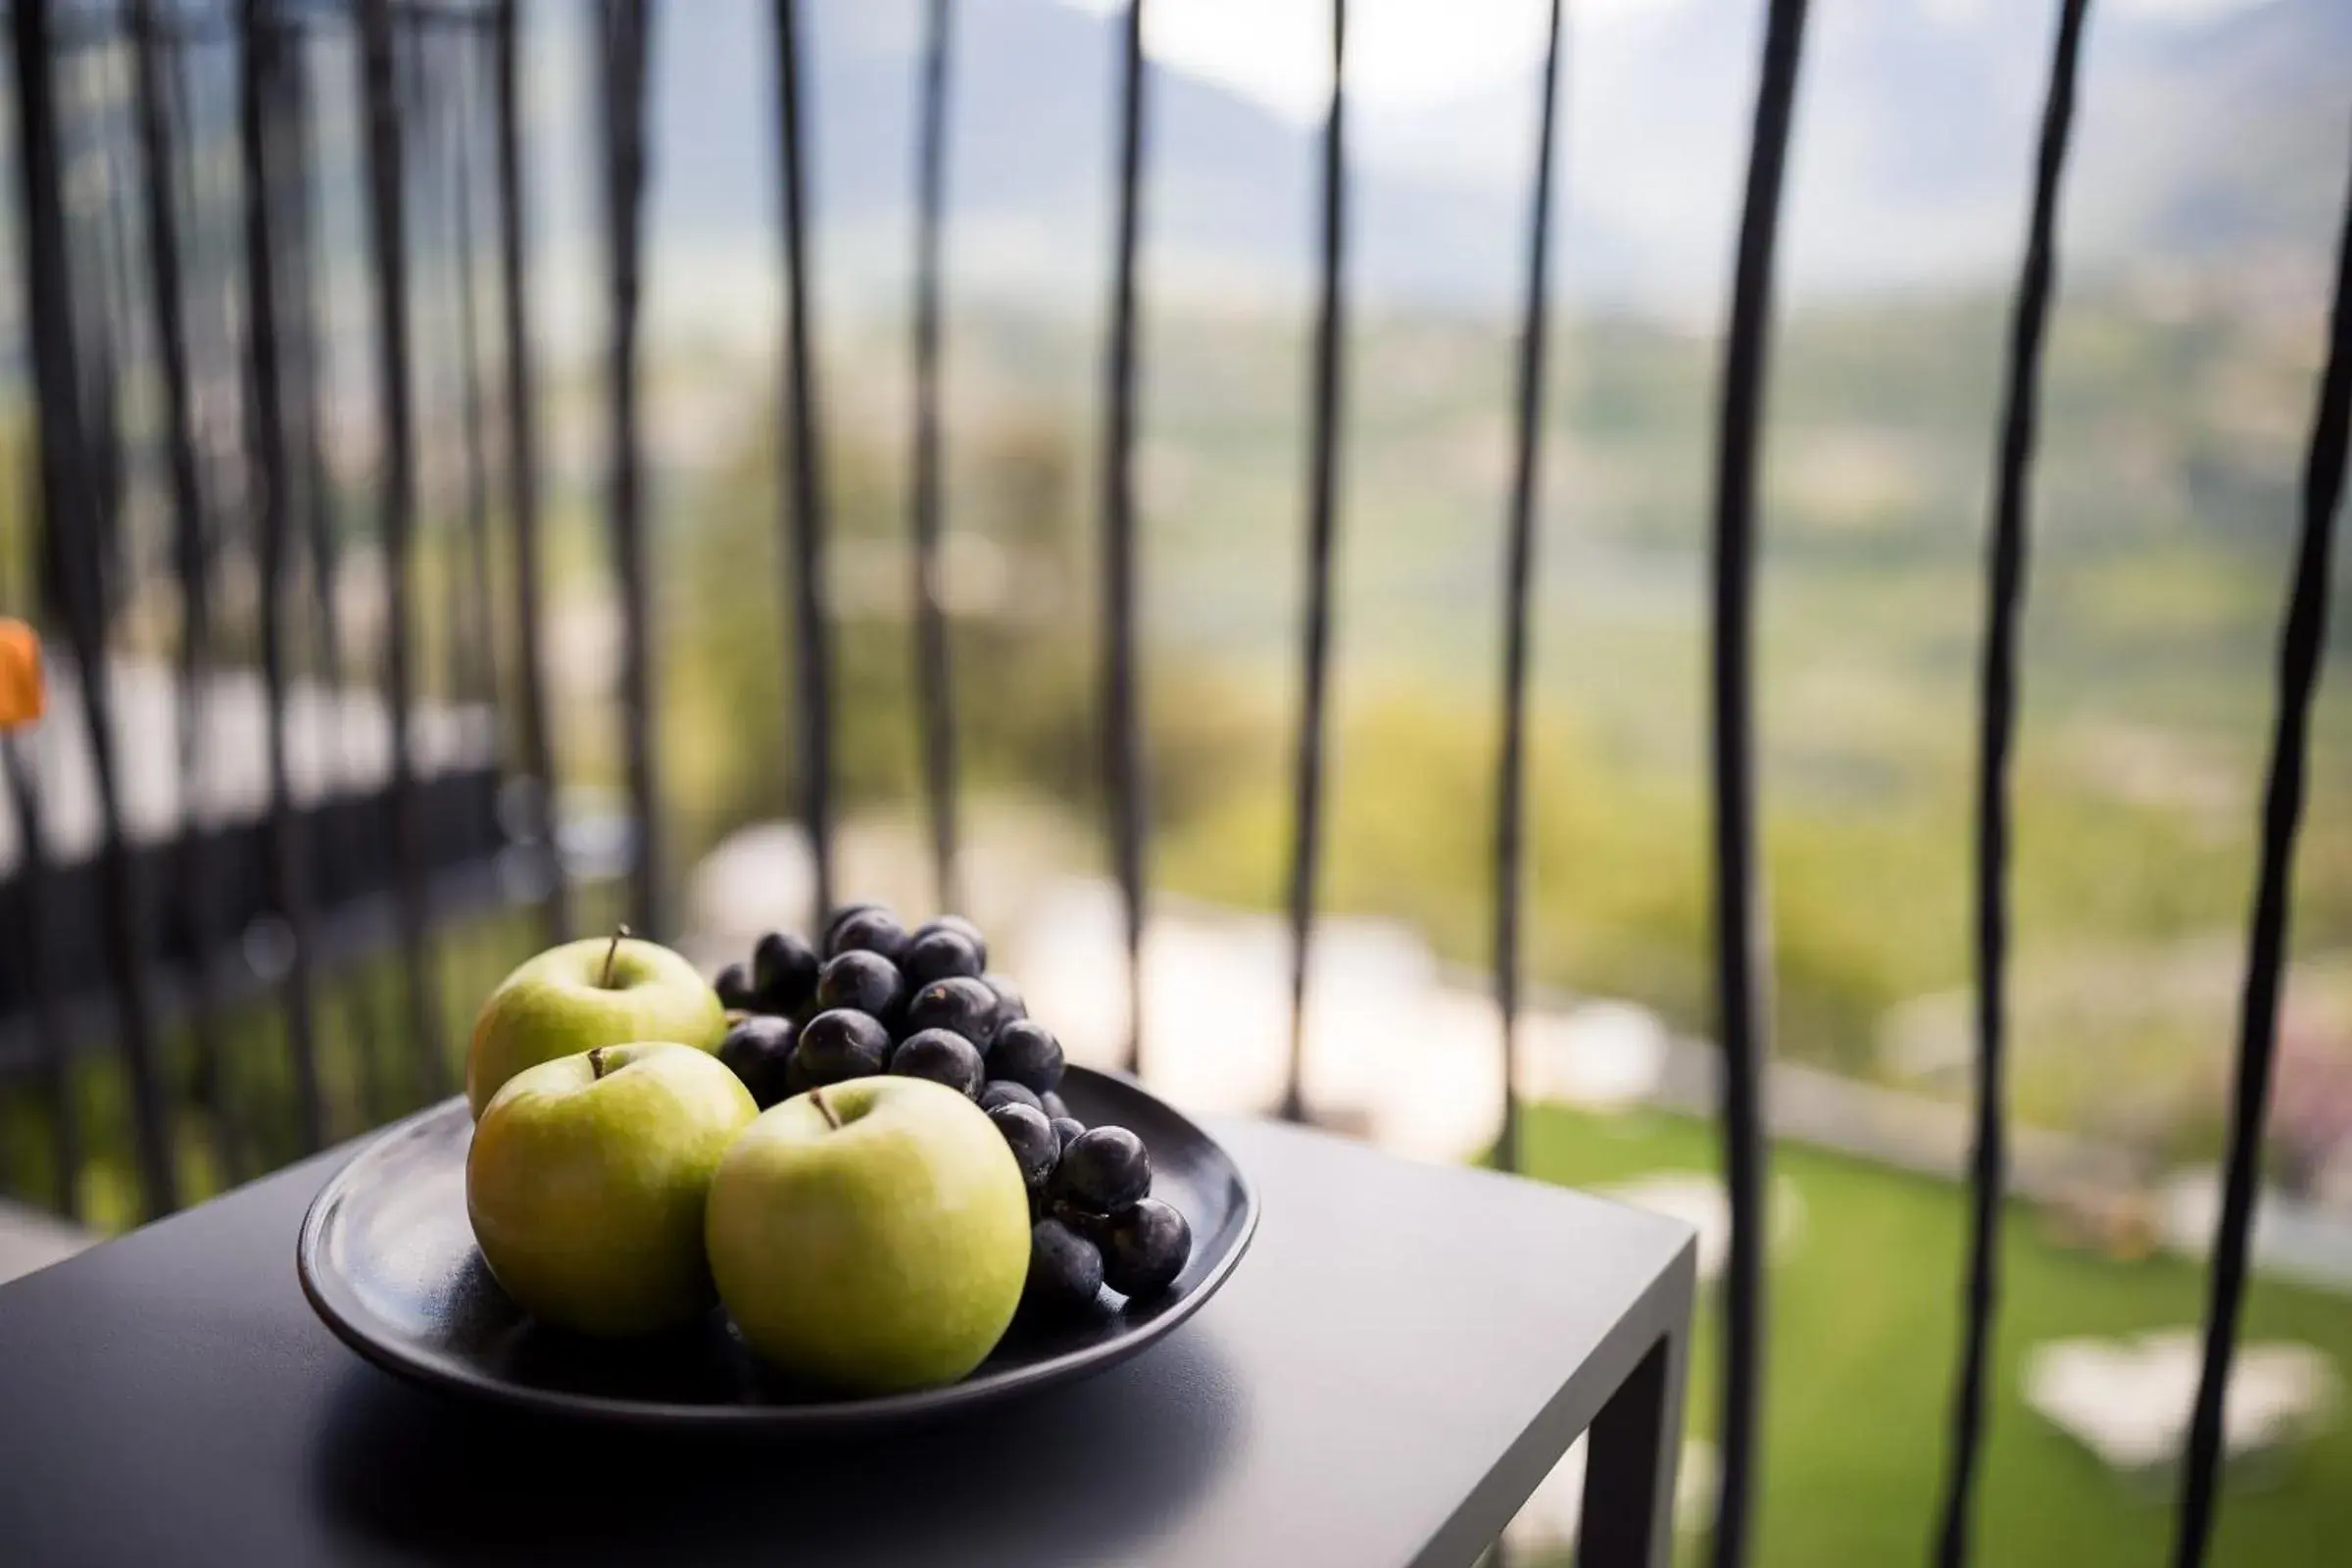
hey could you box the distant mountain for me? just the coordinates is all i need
[634,0,1520,319]
[1364,0,2352,303]
[591,0,2352,331]
[2073,0,2352,264]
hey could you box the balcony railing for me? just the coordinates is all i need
[0,2,2345,1564]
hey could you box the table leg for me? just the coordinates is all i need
[1575,1324,1689,1568]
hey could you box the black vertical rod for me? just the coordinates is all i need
[90,138,139,659]
[241,0,329,1154]
[1934,4,2090,1562]
[599,0,660,937]
[1492,0,1565,1179]
[450,23,508,1024]
[2171,125,2352,1568]
[908,0,960,915]
[0,42,72,1212]
[358,0,446,1095]
[1281,1,1348,1124]
[10,0,180,1215]
[132,0,241,1178]
[437,23,501,710]
[1708,3,1809,1564]
[492,0,569,945]
[408,19,479,720]
[0,266,69,1216]
[0,743,78,1218]
[399,16,464,710]
[1099,0,1150,1077]
[773,0,834,928]
[173,19,238,578]
[77,153,130,600]
[446,27,497,712]
[284,23,394,1130]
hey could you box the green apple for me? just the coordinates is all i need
[707,1077,1030,1394]
[466,934,727,1119]
[466,1042,758,1337]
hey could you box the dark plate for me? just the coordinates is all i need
[297,1067,1257,1429]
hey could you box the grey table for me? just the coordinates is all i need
[0,1114,1695,1567]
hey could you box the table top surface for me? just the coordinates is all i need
[0,1110,1692,1568]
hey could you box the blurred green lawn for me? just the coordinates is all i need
[1516,1103,2347,1567]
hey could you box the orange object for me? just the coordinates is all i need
[0,618,44,728]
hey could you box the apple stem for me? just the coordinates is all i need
[601,924,631,989]
[588,1046,611,1081]
[809,1088,842,1131]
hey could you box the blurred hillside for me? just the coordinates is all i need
[536,270,2351,1169]
[567,0,2352,338]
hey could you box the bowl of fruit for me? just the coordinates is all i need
[296,905,1258,1427]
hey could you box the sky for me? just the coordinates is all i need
[1060,0,2270,122]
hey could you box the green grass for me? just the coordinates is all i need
[1516,1103,2350,1567]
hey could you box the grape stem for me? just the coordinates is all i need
[588,1046,611,1081]
[600,924,632,988]
[809,1088,842,1131]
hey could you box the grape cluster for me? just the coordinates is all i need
[1030,1129,1192,1316]
[710,903,1191,1316]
